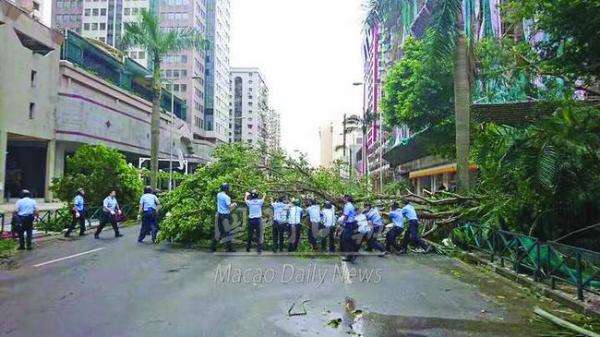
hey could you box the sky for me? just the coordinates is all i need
[41,0,367,166]
[230,0,365,165]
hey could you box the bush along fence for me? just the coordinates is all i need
[0,204,138,236]
[452,223,600,301]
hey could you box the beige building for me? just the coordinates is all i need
[0,0,64,200]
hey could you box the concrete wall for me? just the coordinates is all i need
[56,60,213,166]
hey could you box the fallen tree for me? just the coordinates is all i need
[158,144,477,244]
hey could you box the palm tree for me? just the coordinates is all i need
[121,9,205,189]
[426,0,471,192]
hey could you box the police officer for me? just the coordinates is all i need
[385,202,405,254]
[245,189,265,253]
[210,183,237,252]
[399,200,432,254]
[65,188,86,237]
[287,199,304,252]
[95,190,123,239]
[271,196,288,253]
[338,194,358,263]
[320,201,336,253]
[138,186,160,243]
[363,203,387,257]
[306,199,321,250]
[14,189,38,250]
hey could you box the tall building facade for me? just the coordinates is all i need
[203,0,230,143]
[52,0,212,151]
[229,67,271,148]
[265,109,281,151]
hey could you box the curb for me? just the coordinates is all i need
[426,240,600,318]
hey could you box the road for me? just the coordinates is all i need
[0,226,544,337]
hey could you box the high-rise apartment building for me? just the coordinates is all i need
[229,67,271,148]
[265,109,281,151]
[203,0,230,143]
[52,0,210,143]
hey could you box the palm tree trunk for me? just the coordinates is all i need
[150,55,161,189]
[454,10,471,192]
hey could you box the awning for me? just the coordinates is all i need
[409,163,479,179]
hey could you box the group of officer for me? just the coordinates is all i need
[211,183,432,261]
[12,185,160,251]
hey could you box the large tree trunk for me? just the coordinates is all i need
[454,12,471,192]
[150,55,161,189]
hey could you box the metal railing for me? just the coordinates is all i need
[453,223,600,301]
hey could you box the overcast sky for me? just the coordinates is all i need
[230,0,365,165]
[42,0,366,166]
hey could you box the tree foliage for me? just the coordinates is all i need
[472,101,600,243]
[51,145,143,208]
[503,0,600,89]
[382,36,455,156]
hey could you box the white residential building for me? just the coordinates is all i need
[229,67,270,148]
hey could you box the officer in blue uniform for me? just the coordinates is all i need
[65,188,86,237]
[385,202,405,253]
[399,200,432,254]
[306,199,322,250]
[14,189,38,250]
[271,196,288,253]
[210,183,237,252]
[363,203,387,257]
[287,199,304,252]
[320,201,336,252]
[245,190,265,253]
[138,186,160,243]
[95,190,123,239]
[339,194,358,262]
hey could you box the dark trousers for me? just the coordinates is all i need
[400,219,429,251]
[272,221,286,252]
[17,215,34,249]
[366,226,386,252]
[385,226,404,252]
[340,222,358,261]
[66,210,86,236]
[320,226,335,252]
[288,224,301,252]
[307,221,320,249]
[210,213,233,252]
[96,212,120,237]
[138,209,158,242]
[246,217,262,252]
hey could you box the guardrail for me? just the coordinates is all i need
[453,223,600,301]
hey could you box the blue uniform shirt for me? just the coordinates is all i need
[365,208,384,228]
[217,191,231,215]
[272,202,289,222]
[246,198,264,219]
[343,202,356,224]
[103,196,119,212]
[401,204,418,221]
[321,208,336,227]
[16,197,37,216]
[140,193,159,211]
[306,205,321,223]
[74,195,85,211]
[287,206,303,225]
[389,209,405,228]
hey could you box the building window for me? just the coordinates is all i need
[138,51,145,59]
[29,103,35,119]
[181,55,187,63]
[180,84,187,92]
[100,8,106,15]
[173,84,179,91]
[99,23,106,30]
[99,37,105,43]
[124,8,130,15]
[84,8,91,16]
[92,8,99,15]
[166,70,172,77]
[30,70,37,88]
[181,69,187,77]
[92,23,98,30]
[84,23,90,30]
[247,124,253,129]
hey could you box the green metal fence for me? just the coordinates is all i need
[453,223,600,301]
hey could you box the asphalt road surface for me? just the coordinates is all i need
[0,226,544,337]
